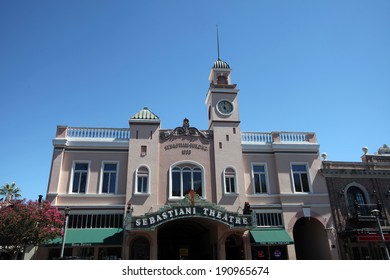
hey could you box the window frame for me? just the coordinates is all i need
[344,182,370,212]
[67,212,124,229]
[223,166,238,195]
[290,163,311,193]
[254,209,284,228]
[169,162,205,200]
[69,161,90,194]
[99,161,119,194]
[135,165,150,195]
[251,163,269,195]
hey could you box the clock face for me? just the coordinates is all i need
[217,100,233,115]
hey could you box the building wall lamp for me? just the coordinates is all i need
[386,190,390,198]
[339,189,344,197]
[60,207,71,259]
[372,190,377,197]
[371,209,390,260]
[127,203,134,214]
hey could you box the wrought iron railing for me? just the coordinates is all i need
[348,203,384,221]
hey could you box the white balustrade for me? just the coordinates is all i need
[279,132,307,142]
[241,132,272,143]
[242,132,313,143]
[66,127,130,140]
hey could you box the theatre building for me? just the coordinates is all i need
[38,57,337,260]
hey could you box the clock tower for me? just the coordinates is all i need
[205,57,245,207]
[206,58,240,128]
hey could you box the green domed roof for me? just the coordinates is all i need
[130,107,160,123]
[212,58,230,69]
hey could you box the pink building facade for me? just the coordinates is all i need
[38,58,338,260]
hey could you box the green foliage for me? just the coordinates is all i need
[0,182,22,202]
[0,200,64,259]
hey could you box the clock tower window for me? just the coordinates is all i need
[217,75,227,85]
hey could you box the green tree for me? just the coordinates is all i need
[0,199,64,259]
[0,182,21,202]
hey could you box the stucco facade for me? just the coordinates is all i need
[37,57,338,260]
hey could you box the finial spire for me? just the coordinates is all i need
[216,25,220,60]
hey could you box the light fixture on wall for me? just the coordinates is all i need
[371,209,390,260]
[60,207,71,259]
[127,203,133,214]
[339,189,344,197]
[386,190,390,198]
[372,190,377,197]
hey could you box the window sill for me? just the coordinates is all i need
[223,193,239,196]
[134,192,150,196]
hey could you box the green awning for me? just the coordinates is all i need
[47,228,123,246]
[250,228,293,245]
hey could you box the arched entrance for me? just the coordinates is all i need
[225,234,244,259]
[130,236,150,260]
[157,218,217,260]
[293,217,332,259]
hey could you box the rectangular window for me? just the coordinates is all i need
[182,169,192,195]
[141,145,147,157]
[102,163,117,194]
[256,212,284,227]
[67,214,124,229]
[225,177,235,193]
[172,169,181,197]
[72,162,88,193]
[137,176,148,193]
[193,170,203,196]
[292,164,310,193]
[253,165,267,194]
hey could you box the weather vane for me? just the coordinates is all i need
[216,24,220,60]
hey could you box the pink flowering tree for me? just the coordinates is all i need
[0,200,64,259]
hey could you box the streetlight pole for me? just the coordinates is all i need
[60,207,70,259]
[371,209,390,260]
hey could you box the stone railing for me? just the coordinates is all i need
[56,127,316,144]
[56,126,130,140]
[241,132,272,143]
[241,132,316,144]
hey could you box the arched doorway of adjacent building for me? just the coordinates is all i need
[293,217,332,259]
[130,236,150,260]
[225,234,244,260]
[157,218,217,260]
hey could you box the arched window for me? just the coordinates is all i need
[347,186,367,206]
[346,185,370,216]
[224,167,237,194]
[170,164,203,199]
[217,75,227,85]
[136,166,149,194]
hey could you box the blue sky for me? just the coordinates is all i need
[1,0,389,200]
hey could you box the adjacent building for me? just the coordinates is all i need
[37,57,337,260]
[320,145,390,260]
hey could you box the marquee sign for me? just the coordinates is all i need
[124,194,253,230]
